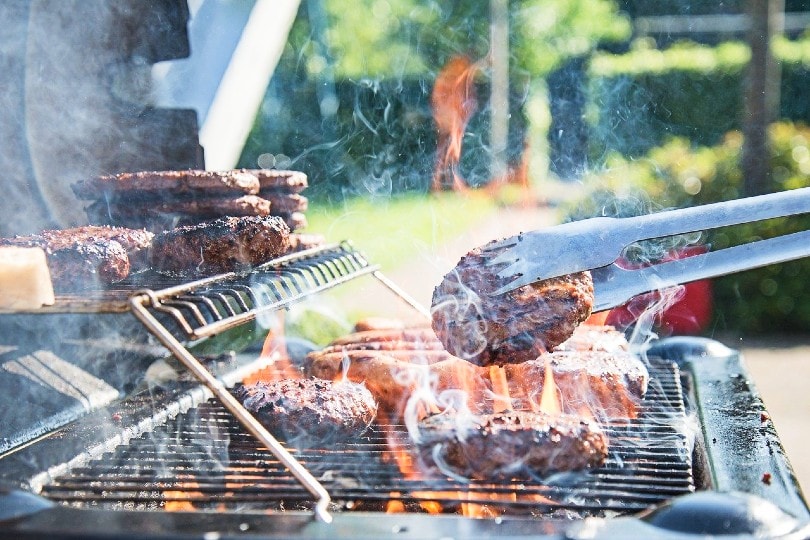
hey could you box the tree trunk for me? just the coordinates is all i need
[742,0,784,197]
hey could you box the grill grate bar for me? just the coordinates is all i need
[140,243,379,341]
[39,360,694,517]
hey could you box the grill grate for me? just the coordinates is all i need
[39,360,694,517]
[136,242,380,341]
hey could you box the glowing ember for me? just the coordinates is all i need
[385,496,406,514]
[163,478,202,512]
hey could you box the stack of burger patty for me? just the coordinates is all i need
[68,168,323,278]
[72,169,310,235]
[0,169,323,294]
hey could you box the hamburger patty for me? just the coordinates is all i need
[251,169,309,194]
[86,194,273,224]
[149,215,290,275]
[505,349,649,421]
[0,225,153,291]
[235,377,377,443]
[71,169,261,199]
[415,411,608,480]
[431,240,595,366]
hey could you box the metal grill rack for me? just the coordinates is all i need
[39,361,694,517]
[130,242,425,341]
[127,242,428,523]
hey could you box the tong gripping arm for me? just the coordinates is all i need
[487,187,810,294]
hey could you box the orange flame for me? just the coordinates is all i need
[386,496,406,513]
[538,360,562,416]
[431,55,480,192]
[243,312,300,385]
[163,477,202,512]
[489,365,511,413]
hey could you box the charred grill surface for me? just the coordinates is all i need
[431,241,594,366]
[32,360,693,516]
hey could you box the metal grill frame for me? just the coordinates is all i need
[132,242,381,341]
[127,241,429,523]
[3,338,808,539]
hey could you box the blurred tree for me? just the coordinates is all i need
[241,0,631,195]
[322,0,630,79]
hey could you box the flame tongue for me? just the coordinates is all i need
[538,359,562,416]
[489,365,512,413]
[431,55,480,192]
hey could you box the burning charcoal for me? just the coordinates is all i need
[431,240,594,366]
[414,411,608,481]
[234,377,377,446]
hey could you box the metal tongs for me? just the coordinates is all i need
[485,187,810,312]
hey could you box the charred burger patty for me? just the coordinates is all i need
[149,215,290,275]
[416,410,608,481]
[235,378,377,443]
[431,240,594,366]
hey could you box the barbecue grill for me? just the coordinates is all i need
[2,2,810,538]
[0,242,808,539]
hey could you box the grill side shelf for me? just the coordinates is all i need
[646,336,810,522]
[138,242,379,342]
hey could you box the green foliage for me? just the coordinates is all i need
[587,36,810,158]
[304,191,497,271]
[590,40,749,77]
[324,0,431,78]
[321,0,631,78]
[241,0,631,195]
[512,0,631,75]
[570,122,810,334]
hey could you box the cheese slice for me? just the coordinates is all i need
[0,247,56,310]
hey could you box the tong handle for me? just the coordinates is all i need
[622,186,810,243]
[592,229,810,312]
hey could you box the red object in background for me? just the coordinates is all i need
[603,246,713,336]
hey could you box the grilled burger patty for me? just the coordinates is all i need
[431,240,595,366]
[149,215,290,275]
[71,169,262,199]
[235,378,377,442]
[0,225,153,291]
[416,411,608,480]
